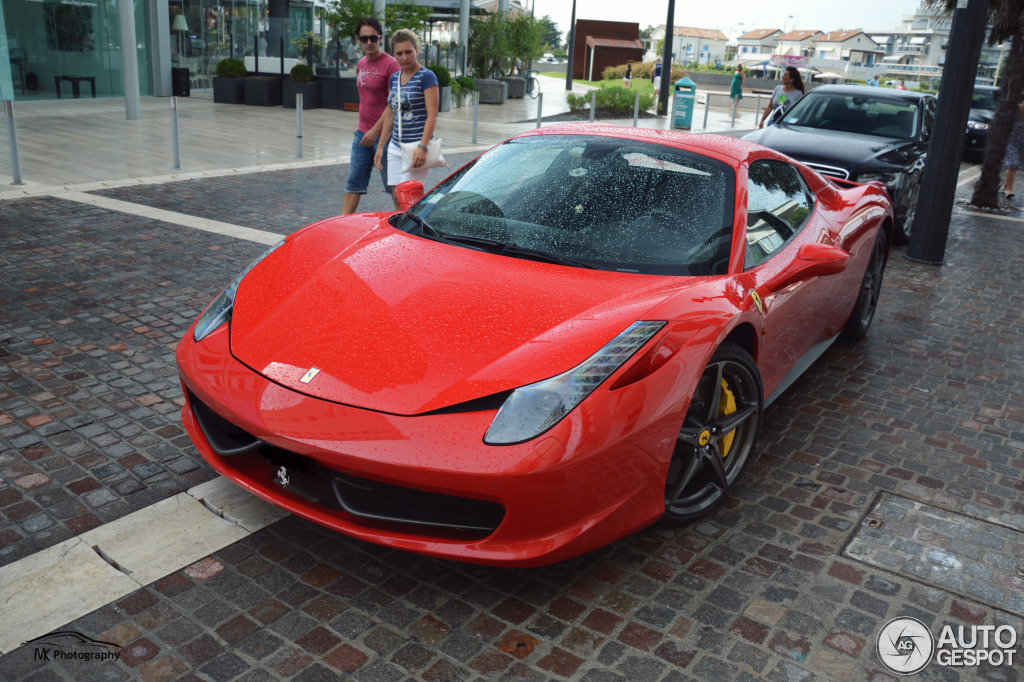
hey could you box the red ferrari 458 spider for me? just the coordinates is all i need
[177,125,892,566]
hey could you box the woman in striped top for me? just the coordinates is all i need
[373,29,439,208]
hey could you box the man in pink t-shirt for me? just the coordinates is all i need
[341,17,401,215]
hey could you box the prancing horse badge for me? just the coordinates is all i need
[275,466,290,488]
[299,367,321,384]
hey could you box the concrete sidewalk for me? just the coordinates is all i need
[0,75,756,194]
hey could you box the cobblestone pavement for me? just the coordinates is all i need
[90,153,480,236]
[2,164,1023,681]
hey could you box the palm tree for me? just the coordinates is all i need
[925,0,1024,207]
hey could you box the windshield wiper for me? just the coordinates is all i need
[403,214,594,269]
[498,243,596,269]
[403,211,443,239]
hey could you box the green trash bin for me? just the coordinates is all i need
[673,77,697,130]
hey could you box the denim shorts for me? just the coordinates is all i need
[345,130,390,194]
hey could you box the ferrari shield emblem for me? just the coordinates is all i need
[275,466,290,488]
[749,290,764,314]
[299,367,321,384]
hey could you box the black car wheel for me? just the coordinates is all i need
[893,180,920,245]
[843,230,888,340]
[663,342,763,522]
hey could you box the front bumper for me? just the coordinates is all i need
[176,325,682,566]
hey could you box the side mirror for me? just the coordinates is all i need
[767,105,785,126]
[394,180,424,212]
[766,242,849,292]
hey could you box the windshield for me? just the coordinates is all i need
[781,92,920,139]
[396,135,736,276]
[972,88,998,110]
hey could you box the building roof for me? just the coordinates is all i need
[669,26,727,41]
[779,30,824,41]
[584,36,644,50]
[817,30,870,43]
[738,28,781,40]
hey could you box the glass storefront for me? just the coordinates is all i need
[1,0,152,100]
[169,0,313,90]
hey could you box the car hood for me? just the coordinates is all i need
[743,124,912,171]
[229,217,695,415]
[969,107,994,124]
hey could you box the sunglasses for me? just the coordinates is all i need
[358,34,380,43]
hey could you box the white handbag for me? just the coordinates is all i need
[397,74,447,174]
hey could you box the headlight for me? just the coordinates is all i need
[483,321,666,445]
[192,239,285,342]
[857,171,903,188]
[967,121,989,130]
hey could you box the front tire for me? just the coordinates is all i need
[663,342,763,523]
[843,230,888,340]
[892,181,919,245]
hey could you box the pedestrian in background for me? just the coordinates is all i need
[897,79,906,90]
[624,63,632,88]
[374,29,439,209]
[652,60,663,93]
[341,17,400,216]
[759,65,805,128]
[730,65,744,102]
[1001,103,1024,199]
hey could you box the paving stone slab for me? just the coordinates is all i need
[0,538,139,653]
[846,493,1024,616]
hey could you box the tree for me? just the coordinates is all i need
[468,11,510,78]
[538,15,561,51]
[925,0,1024,207]
[387,1,432,32]
[323,0,430,43]
[507,14,545,74]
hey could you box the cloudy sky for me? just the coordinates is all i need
[533,0,928,41]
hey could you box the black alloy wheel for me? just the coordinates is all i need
[663,342,763,522]
[843,230,888,340]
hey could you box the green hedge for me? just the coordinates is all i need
[216,58,246,79]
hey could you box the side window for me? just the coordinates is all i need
[745,160,815,269]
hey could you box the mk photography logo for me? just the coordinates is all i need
[877,617,934,675]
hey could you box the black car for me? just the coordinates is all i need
[743,84,936,244]
[965,84,998,157]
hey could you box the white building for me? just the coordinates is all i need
[651,25,729,66]
[776,30,823,59]
[735,28,781,57]
[814,30,882,67]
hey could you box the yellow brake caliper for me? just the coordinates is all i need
[718,379,737,457]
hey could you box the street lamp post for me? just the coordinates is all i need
[775,15,793,75]
[565,0,576,91]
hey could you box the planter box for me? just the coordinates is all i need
[501,77,525,99]
[244,77,283,106]
[475,79,507,104]
[318,75,359,110]
[437,85,452,112]
[212,77,245,104]
[284,81,320,109]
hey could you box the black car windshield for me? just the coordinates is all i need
[396,135,736,276]
[972,89,998,110]
[781,92,920,139]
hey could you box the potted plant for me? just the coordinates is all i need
[428,64,452,112]
[469,12,510,104]
[212,57,246,104]
[455,75,475,107]
[284,63,320,109]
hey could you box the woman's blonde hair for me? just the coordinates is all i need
[391,29,420,53]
